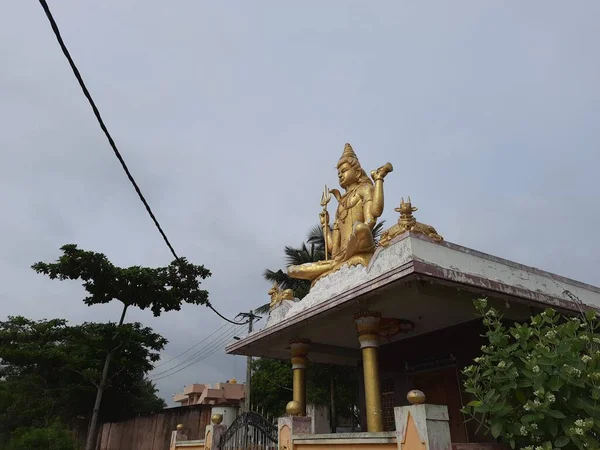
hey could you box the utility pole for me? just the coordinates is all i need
[245,310,255,412]
[236,310,259,413]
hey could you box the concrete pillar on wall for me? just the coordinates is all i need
[394,390,451,450]
[278,416,313,450]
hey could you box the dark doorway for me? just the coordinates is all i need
[410,366,468,443]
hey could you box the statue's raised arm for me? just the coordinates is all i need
[288,143,393,286]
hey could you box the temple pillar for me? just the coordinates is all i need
[354,311,384,432]
[290,339,310,417]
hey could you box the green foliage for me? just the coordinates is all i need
[32,244,211,316]
[307,364,359,423]
[462,298,600,450]
[6,424,76,450]
[0,316,166,438]
[250,358,293,417]
[250,358,358,426]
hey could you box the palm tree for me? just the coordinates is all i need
[256,221,386,314]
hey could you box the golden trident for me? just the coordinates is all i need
[320,185,331,260]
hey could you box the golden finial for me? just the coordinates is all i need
[286,400,301,416]
[176,424,185,431]
[379,197,443,247]
[211,413,223,425]
[407,390,426,405]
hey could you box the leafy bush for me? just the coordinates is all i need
[7,424,76,450]
[462,298,600,450]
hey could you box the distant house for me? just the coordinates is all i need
[172,379,245,407]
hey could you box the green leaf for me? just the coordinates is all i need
[547,410,566,419]
[585,310,597,322]
[484,388,497,403]
[516,390,527,404]
[545,416,558,437]
[491,420,503,439]
[554,436,570,447]
[466,400,482,407]
[548,375,563,391]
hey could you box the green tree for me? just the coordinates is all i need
[462,298,600,449]
[250,358,293,418]
[0,316,166,445]
[32,244,209,450]
[6,423,77,450]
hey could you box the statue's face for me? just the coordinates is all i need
[337,162,359,189]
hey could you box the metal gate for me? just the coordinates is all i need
[218,411,278,450]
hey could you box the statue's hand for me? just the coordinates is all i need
[319,210,330,227]
[329,189,342,202]
[371,162,394,181]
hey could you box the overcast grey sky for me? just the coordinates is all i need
[1,1,599,405]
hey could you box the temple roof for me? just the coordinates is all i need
[226,232,600,364]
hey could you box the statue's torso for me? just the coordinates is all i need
[333,185,370,256]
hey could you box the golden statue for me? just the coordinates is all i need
[379,197,443,246]
[288,143,393,284]
[268,283,295,309]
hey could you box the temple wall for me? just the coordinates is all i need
[95,404,211,450]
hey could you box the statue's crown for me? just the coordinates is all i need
[342,143,357,159]
[338,143,359,166]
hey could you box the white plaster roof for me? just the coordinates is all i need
[226,232,600,360]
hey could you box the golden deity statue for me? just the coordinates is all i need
[288,143,393,284]
[268,283,295,309]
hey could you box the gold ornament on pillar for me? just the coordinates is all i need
[286,400,302,416]
[407,390,426,405]
[288,143,393,285]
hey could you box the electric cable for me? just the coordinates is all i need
[37,0,247,326]
[149,324,238,377]
[152,322,229,369]
[150,326,242,381]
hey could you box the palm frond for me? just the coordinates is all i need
[372,220,386,244]
[307,225,325,250]
[254,303,271,315]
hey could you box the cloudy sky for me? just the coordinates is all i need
[1,1,599,405]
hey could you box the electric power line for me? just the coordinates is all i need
[37,0,246,326]
[149,323,239,377]
[151,322,229,369]
[150,326,242,381]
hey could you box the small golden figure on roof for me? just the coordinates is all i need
[268,283,294,309]
[288,143,393,284]
[379,197,443,247]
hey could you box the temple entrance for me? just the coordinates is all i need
[410,366,468,443]
[219,411,277,450]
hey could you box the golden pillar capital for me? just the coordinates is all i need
[354,311,384,432]
[354,311,382,349]
[289,339,310,417]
